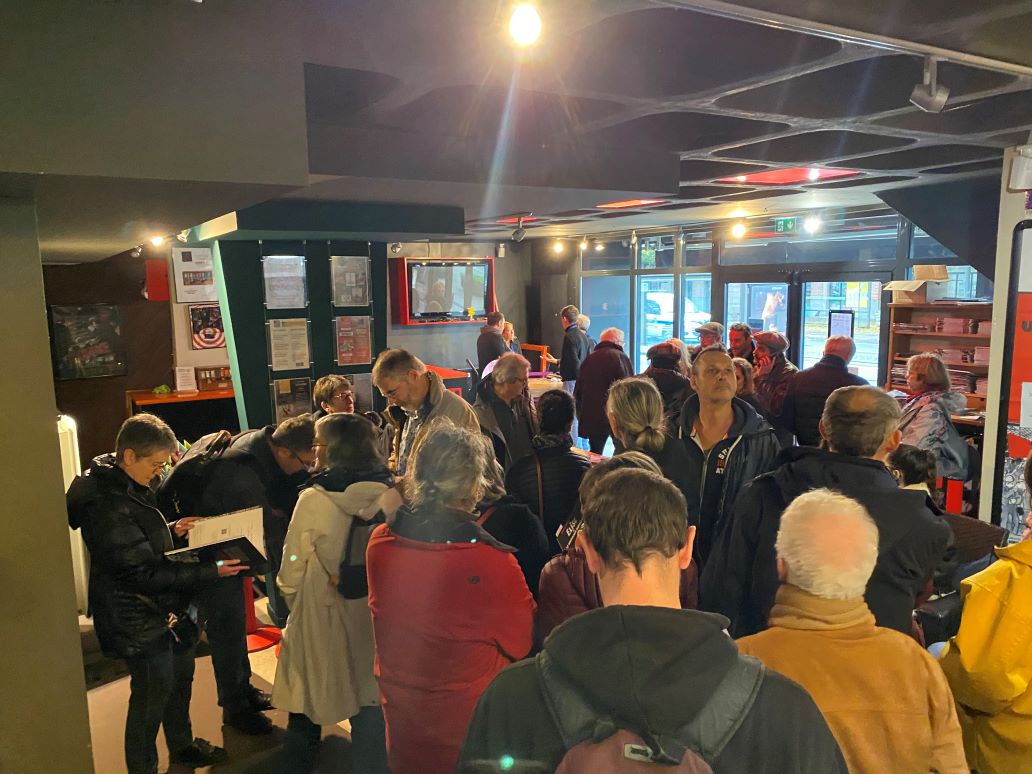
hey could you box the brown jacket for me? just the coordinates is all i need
[382,371,480,473]
[737,585,967,774]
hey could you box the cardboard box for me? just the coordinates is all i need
[884,264,950,303]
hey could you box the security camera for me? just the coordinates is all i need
[512,216,527,242]
[910,56,950,113]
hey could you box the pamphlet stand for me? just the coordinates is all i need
[243,577,281,652]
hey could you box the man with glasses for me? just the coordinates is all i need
[192,414,316,735]
[473,352,538,472]
[372,348,479,475]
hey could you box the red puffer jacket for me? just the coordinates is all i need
[536,546,698,639]
[367,506,535,774]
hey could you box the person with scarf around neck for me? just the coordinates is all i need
[272,413,393,773]
[366,420,534,774]
[737,489,966,774]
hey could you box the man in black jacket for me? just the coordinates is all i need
[678,347,780,566]
[193,415,316,734]
[558,304,590,387]
[701,385,953,638]
[574,327,633,453]
[458,468,846,773]
[67,414,245,774]
[782,336,868,446]
[473,352,538,472]
[476,310,508,374]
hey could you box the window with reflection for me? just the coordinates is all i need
[635,275,675,370]
[681,274,713,347]
[637,235,675,269]
[721,213,899,266]
[582,240,632,271]
[801,281,881,382]
[725,282,789,334]
[581,275,630,345]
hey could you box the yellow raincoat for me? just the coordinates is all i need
[939,540,1032,774]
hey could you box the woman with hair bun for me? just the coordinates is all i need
[606,377,693,505]
[366,419,534,774]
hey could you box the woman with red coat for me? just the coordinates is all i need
[366,420,535,774]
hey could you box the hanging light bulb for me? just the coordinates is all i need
[553,240,564,254]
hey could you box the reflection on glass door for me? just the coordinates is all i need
[681,273,713,347]
[725,282,789,335]
[635,275,674,371]
[801,281,882,383]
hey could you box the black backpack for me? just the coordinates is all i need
[156,430,251,519]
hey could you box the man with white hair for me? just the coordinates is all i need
[737,489,966,774]
[702,385,952,637]
[472,352,538,471]
[573,327,633,453]
[781,336,867,447]
[576,313,596,353]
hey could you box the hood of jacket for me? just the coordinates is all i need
[544,606,738,731]
[678,393,770,439]
[480,325,502,337]
[593,340,625,354]
[310,479,392,522]
[388,504,515,551]
[767,446,901,502]
[906,389,967,413]
[66,452,146,530]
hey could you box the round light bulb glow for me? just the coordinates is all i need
[578,238,588,251]
[553,240,564,254]
[594,241,604,252]
[807,168,821,181]
[730,221,748,239]
[803,216,822,234]
[509,4,542,47]
[736,175,747,182]
[149,235,166,247]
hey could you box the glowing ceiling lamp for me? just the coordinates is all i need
[149,235,166,247]
[717,167,860,185]
[509,4,542,47]
[803,215,823,234]
[729,221,748,239]
[552,240,564,254]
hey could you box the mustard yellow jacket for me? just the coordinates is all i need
[939,540,1032,774]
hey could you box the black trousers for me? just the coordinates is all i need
[124,634,195,774]
[283,707,388,774]
[196,575,252,714]
[588,432,610,454]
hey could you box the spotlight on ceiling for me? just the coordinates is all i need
[729,221,748,240]
[910,56,950,113]
[149,235,166,247]
[807,168,821,182]
[512,217,527,242]
[803,216,822,235]
[176,230,190,243]
[129,245,142,258]
[594,241,605,252]
[552,240,564,254]
[509,3,541,47]
[578,237,588,251]
[390,242,402,254]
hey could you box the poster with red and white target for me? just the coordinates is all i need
[188,303,226,349]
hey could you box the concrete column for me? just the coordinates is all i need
[0,200,94,772]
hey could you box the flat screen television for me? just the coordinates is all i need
[394,258,494,324]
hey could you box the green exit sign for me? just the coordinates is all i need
[774,217,797,233]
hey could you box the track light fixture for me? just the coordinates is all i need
[176,230,190,243]
[129,245,142,258]
[910,56,950,113]
[629,230,638,247]
[512,217,527,243]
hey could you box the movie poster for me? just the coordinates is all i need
[172,247,218,303]
[188,303,226,349]
[272,377,313,423]
[50,304,129,380]
[335,315,372,365]
[331,255,370,307]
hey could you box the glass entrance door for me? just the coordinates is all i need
[725,281,790,335]
[801,274,889,383]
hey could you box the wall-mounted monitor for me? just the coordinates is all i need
[390,257,496,325]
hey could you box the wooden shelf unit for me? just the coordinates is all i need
[885,302,991,411]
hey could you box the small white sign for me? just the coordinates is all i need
[175,366,198,393]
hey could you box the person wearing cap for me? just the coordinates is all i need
[753,330,798,448]
[695,321,724,350]
[641,341,693,422]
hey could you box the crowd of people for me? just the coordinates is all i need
[66,306,1029,774]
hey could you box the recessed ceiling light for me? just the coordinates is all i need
[803,216,822,234]
[509,4,542,47]
[149,236,166,247]
[596,199,667,209]
[730,221,748,240]
[807,168,821,181]
[553,240,564,254]
[594,241,605,252]
[578,238,588,251]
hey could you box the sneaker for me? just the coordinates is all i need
[247,686,273,711]
[170,738,229,767]
[223,709,274,736]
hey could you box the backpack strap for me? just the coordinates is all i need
[536,649,765,765]
[533,453,545,518]
[475,505,498,527]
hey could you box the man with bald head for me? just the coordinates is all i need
[701,385,951,637]
[781,336,867,447]
[737,489,966,774]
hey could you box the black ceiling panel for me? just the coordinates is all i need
[544,219,592,225]
[587,112,789,152]
[923,159,1004,175]
[596,210,646,219]
[711,189,805,201]
[550,209,600,218]
[991,130,1032,146]
[679,160,770,181]
[564,7,841,99]
[380,85,625,141]
[875,90,1032,134]
[833,144,1002,170]
[805,175,914,189]
[720,130,913,162]
[304,63,402,123]
[678,184,751,199]
[716,55,1014,119]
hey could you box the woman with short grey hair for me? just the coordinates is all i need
[900,352,970,480]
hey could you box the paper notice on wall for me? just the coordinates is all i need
[175,366,198,393]
[269,318,310,371]
[172,247,218,303]
[1021,383,1032,428]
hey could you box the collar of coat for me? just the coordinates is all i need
[767,584,875,634]
[387,504,515,551]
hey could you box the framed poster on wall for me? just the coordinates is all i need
[262,255,307,309]
[331,255,370,307]
[49,304,128,380]
[188,303,226,349]
[272,377,313,422]
[335,315,372,365]
[268,318,311,371]
[172,247,218,303]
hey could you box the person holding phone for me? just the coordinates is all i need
[67,414,246,774]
